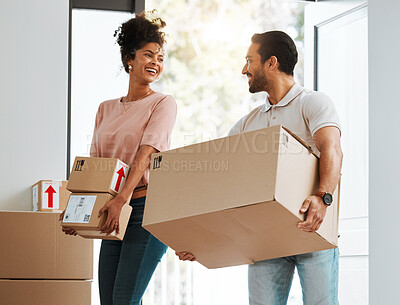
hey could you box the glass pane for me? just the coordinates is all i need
[143,1,305,304]
[71,9,132,167]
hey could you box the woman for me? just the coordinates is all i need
[63,11,177,305]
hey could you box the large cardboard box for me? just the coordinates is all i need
[0,211,93,279]
[32,180,70,212]
[143,125,339,269]
[67,157,130,196]
[0,279,91,305]
[62,193,132,240]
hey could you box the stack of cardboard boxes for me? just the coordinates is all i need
[0,211,93,305]
[1,156,133,304]
[61,157,132,240]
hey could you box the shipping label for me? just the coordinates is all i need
[110,161,130,193]
[32,184,39,211]
[74,159,86,171]
[41,181,60,209]
[63,195,97,223]
[153,156,162,169]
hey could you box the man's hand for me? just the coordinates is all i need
[98,196,126,235]
[62,227,78,236]
[297,195,327,232]
[175,251,196,262]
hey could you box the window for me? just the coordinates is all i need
[67,0,144,174]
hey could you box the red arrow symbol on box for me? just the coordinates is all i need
[45,185,56,208]
[114,168,125,192]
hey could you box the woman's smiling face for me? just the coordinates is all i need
[128,42,164,84]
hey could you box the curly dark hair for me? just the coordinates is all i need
[114,10,166,73]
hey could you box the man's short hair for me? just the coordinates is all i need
[251,31,298,76]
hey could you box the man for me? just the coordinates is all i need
[177,31,342,305]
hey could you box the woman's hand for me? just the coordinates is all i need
[175,251,196,262]
[98,196,127,235]
[59,210,77,236]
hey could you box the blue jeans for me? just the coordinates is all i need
[248,248,339,305]
[98,196,167,305]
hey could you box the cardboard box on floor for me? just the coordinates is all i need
[143,125,339,269]
[32,180,70,212]
[0,279,91,305]
[61,193,132,240]
[67,157,130,196]
[0,211,93,279]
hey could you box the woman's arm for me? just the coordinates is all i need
[98,144,157,234]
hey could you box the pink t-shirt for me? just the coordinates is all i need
[90,92,177,187]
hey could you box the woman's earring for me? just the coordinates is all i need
[128,65,132,71]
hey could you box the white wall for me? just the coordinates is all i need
[368,0,400,303]
[0,0,69,210]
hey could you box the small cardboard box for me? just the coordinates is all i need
[0,279,91,305]
[143,125,339,269]
[32,180,70,212]
[67,157,130,196]
[62,193,132,240]
[0,211,93,279]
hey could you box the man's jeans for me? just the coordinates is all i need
[98,196,168,305]
[249,248,339,305]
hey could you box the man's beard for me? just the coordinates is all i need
[249,70,268,93]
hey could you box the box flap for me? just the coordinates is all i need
[274,127,320,219]
[275,127,339,246]
[281,125,318,158]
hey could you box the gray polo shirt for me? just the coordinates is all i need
[228,83,341,156]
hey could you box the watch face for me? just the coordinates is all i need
[323,193,333,205]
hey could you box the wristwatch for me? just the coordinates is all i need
[315,191,333,206]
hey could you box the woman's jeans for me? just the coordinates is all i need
[98,196,167,305]
[249,248,339,305]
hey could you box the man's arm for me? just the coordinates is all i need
[297,126,343,232]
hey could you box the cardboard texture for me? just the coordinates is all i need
[0,279,91,305]
[62,193,132,240]
[32,180,70,212]
[0,211,93,279]
[143,125,339,269]
[67,157,130,196]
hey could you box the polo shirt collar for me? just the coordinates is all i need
[261,83,304,112]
